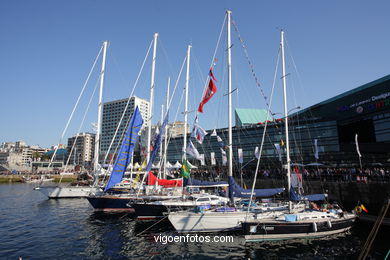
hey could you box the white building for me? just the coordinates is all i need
[67,132,95,168]
[100,96,149,161]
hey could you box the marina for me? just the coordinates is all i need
[0,183,388,259]
[1,2,390,259]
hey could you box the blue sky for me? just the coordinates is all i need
[0,0,389,148]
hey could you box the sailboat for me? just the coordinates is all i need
[87,33,183,212]
[167,10,291,233]
[130,45,231,220]
[241,30,356,242]
[34,41,109,198]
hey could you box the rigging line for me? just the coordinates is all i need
[137,87,185,197]
[247,45,281,218]
[109,49,131,89]
[196,12,226,116]
[63,76,101,178]
[159,38,176,82]
[49,44,103,168]
[101,39,153,168]
[159,88,186,173]
[231,15,276,118]
[136,55,187,196]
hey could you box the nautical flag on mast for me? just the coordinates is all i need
[274,143,282,161]
[191,117,207,144]
[313,139,319,160]
[221,148,227,166]
[254,146,260,159]
[210,152,216,165]
[198,68,217,113]
[355,134,362,158]
[186,140,202,161]
[210,129,217,136]
[238,148,243,164]
[200,154,205,166]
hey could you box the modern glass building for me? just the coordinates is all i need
[165,74,390,170]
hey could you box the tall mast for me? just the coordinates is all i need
[163,77,170,178]
[94,40,108,172]
[183,44,191,161]
[146,33,158,164]
[159,104,164,162]
[227,10,233,179]
[280,30,291,196]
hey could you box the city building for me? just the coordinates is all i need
[67,132,95,168]
[166,74,390,169]
[168,121,190,138]
[100,96,149,161]
[0,141,49,171]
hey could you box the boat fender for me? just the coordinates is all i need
[312,222,318,232]
[327,220,332,229]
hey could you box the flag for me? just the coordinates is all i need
[238,148,243,164]
[355,134,362,158]
[210,129,217,136]
[216,135,227,149]
[280,139,285,146]
[360,204,368,213]
[200,154,205,166]
[294,166,302,182]
[145,116,168,173]
[209,67,217,81]
[274,143,282,161]
[198,78,217,113]
[254,146,260,159]
[211,152,216,165]
[191,117,207,144]
[181,159,191,178]
[221,148,227,166]
[314,139,319,160]
[186,140,202,160]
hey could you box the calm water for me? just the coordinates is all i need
[0,183,387,259]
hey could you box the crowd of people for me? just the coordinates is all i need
[168,167,390,183]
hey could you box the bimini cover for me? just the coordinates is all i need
[184,178,228,187]
[290,186,327,201]
[228,176,285,198]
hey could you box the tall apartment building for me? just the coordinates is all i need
[100,96,149,161]
[67,132,95,168]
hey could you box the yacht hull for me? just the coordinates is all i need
[243,214,356,241]
[35,186,101,198]
[87,195,135,212]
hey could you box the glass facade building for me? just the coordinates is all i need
[165,75,390,170]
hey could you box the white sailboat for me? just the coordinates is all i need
[168,10,289,233]
[35,41,108,198]
[241,30,356,242]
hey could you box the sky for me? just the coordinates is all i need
[0,0,389,148]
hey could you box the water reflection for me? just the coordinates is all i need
[0,184,386,260]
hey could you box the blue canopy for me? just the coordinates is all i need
[290,186,327,201]
[228,176,285,198]
[184,178,228,187]
[104,107,143,192]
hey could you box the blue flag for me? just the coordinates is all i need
[104,106,143,192]
[145,116,168,173]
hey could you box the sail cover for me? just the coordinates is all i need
[290,187,327,201]
[228,176,284,198]
[184,178,228,187]
[104,107,143,191]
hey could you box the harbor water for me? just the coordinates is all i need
[0,183,388,259]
